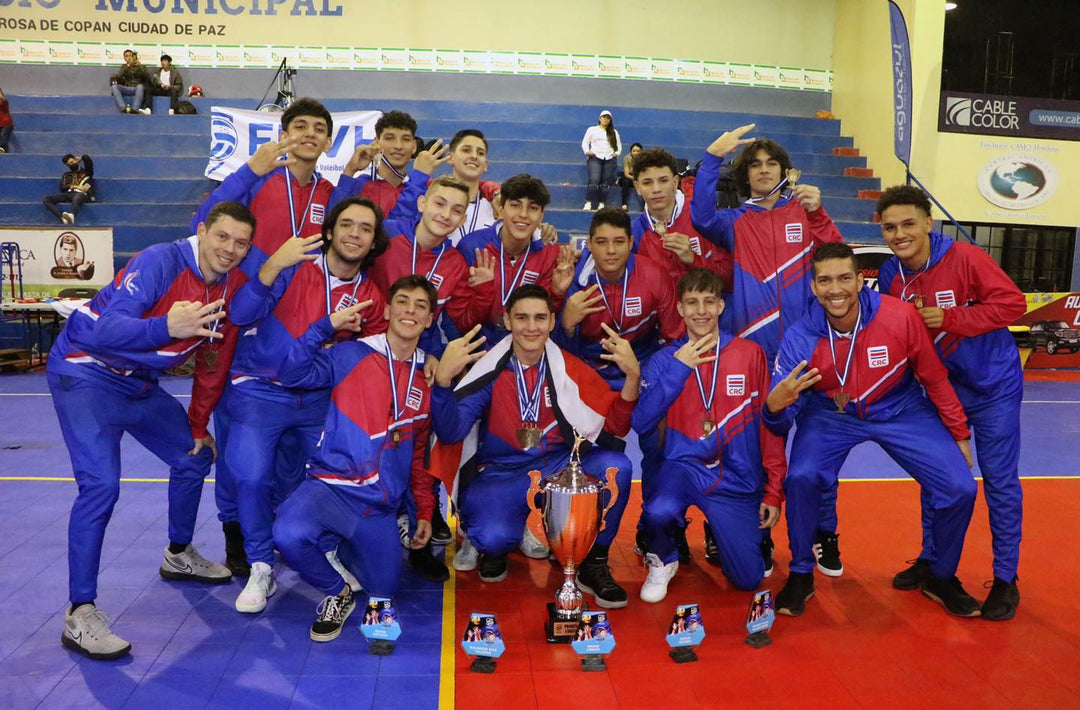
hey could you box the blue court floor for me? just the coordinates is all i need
[0,373,1077,709]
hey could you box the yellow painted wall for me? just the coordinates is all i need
[0,0,837,69]
[831,0,1078,229]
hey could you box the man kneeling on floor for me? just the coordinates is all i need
[633,268,786,602]
[430,285,638,609]
[272,275,439,642]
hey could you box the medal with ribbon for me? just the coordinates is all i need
[593,269,629,333]
[499,236,532,308]
[284,167,320,239]
[898,259,930,309]
[694,336,722,436]
[384,338,419,446]
[827,307,862,414]
[199,279,229,373]
[513,353,547,450]
[322,256,366,317]
[410,234,447,288]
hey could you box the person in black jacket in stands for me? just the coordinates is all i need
[43,154,95,225]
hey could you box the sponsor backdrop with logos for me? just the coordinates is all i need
[1014,293,1080,370]
[0,0,834,91]
[940,92,1080,143]
[0,227,114,299]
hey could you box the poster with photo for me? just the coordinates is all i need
[666,604,705,648]
[570,611,615,656]
[461,613,506,658]
[359,597,401,642]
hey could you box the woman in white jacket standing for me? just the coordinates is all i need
[581,109,622,211]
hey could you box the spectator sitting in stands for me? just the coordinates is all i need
[43,154,95,225]
[0,87,13,154]
[618,143,644,212]
[110,49,151,115]
[146,54,184,114]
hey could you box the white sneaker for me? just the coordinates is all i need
[325,549,362,593]
[597,202,605,209]
[640,553,678,603]
[61,212,74,225]
[138,107,151,115]
[235,562,276,613]
[159,544,232,584]
[582,201,593,211]
[169,109,175,115]
[397,514,411,549]
[61,605,131,660]
[519,526,550,559]
[453,535,479,571]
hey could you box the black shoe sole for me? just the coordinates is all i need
[478,570,508,583]
[981,606,1016,621]
[776,589,815,617]
[61,633,131,660]
[920,588,981,618]
[892,576,925,591]
[575,577,629,609]
[159,568,233,585]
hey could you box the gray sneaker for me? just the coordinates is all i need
[453,535,479,571]
[61,605,131,660]
[159,544,232,584]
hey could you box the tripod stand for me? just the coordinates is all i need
[257,58,296,112]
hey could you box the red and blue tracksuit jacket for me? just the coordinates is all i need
[329,166,432,219]
[372,215,492,354]
[555,253,685,389]
[228,254,388,383]
[690,152,843,362]
[877,232,1026,403]
[48,236,247,438]
[630,192,733,292]
[191,165,334,279]
[457,223,564,346]
[632,331,786,507]
[277,325,438,521]
[762,287,969,441]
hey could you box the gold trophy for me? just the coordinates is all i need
[526,433,620,643]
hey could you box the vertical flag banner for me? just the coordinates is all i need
[888,0,913,166]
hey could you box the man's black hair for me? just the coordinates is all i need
[281,97,333,136]
[375,110,417,138]
[499,174,550,208]
[450,128,488,153]
[506,284,554,313]
[322,197,389,271]
[876,184,932,218]
[589,207,632,238]
[731,139,793,197]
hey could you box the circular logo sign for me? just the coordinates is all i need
[977,153,1057,210]
[209,112,239,162]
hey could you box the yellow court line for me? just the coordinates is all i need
[438,516,457,710]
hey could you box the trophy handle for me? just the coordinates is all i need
[597,466,620,534]
[525,468,545,543]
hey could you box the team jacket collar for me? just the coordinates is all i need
[742,192,795,213]
[804,286,881,338]
[573,253,637,289]
[643,190,686,230]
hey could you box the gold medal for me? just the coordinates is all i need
[516,425,543,450]
[701,418,715,436]
[391,429,402,446]
[655,221,667,237]
[202,348,218,373]
[833,391,851,414]
[913,294,925,310]
[786,168,802,188]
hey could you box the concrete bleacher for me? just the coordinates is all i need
[1,94,883,274]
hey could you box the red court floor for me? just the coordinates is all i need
[452,480,1080,710]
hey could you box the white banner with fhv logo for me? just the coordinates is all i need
[204,107,382,186]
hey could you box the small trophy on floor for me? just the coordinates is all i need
[360,596,401,655]
[461,613,506,673]
[571,611,616,671]
[745,590,775,648]
[666,603,705,663]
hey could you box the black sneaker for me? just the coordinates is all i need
[576,560,628,609]
[776,572,815,616]
[675,519,691,564]
[223,521,250,578]
[429,508,453,546]
[981,577,1019,621]
[922,575,981,617]
[633,528,649,557]
[703,521,720,564]
[892,558,932,591]
[478,555,508,583]
[409,545,450,582]
[761,533,775,578]
[310,591,356,642]
[813,531,843,577]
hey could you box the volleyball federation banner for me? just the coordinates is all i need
[204,107,381,185]
[888,1,913,167]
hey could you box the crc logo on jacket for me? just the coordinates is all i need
[406,386,424,411]
[784,223,804,243]
[624,297,642,317]
[935,290,957,309]
[726,374,745,397]
[867,345,890,369]
[310,203,325,225]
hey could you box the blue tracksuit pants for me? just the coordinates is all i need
[642,459,765,590]
[222,381,326,565]
[49,372,213,604]
[918,388,1023,581]
[273,478,403,597]
[784,400,977,579]
[460,449,632,558]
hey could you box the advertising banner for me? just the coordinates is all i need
[1,228,114,299]
[940,92,1080,142]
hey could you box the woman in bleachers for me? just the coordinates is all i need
[581,109,622,211]
[618,142,643,212]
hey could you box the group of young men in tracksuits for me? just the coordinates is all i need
[50,99,1025,661]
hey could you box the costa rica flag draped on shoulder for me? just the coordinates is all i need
[428,334,620,503]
